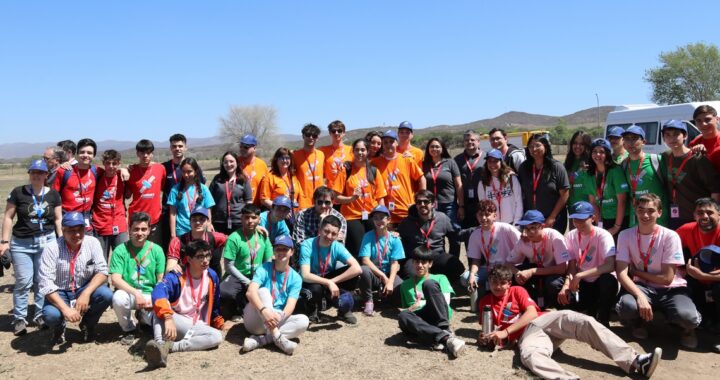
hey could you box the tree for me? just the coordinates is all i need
[218,105,280,153]
[645,42,720,104]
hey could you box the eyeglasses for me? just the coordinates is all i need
[192,254,212,261]
[416,199,431,205]
[695,116,716,124]
[329,128,344,134]
[240,144,255,149]
[315,200,332,206]
[304,133,319,139]
[279,156,291,161]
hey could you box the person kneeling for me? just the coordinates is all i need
[145,240,224,368]
[478,265,662,379]
[242,235,309,355]
[398,246,465,358]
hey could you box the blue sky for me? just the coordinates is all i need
[1,1,718,144]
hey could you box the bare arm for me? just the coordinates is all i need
[0,203,16,256]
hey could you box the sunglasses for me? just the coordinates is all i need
[416,199,431,205]
[315,200,332,206]
[329,128,344,134]
[240,144,255,149]
[304,133,319,139]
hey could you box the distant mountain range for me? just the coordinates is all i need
[0,106,614,160]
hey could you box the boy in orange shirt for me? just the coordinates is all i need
[293,124,325,209]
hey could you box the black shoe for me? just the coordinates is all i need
[341,311,357,325]
[635,347,662,378]
[79,322,96,343]
[52,326,66,345]
[120,332,136,346]
[34,317,48,330]
[13,320,27,336]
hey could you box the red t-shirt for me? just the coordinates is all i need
[167,231,228,262]
[53,165,98,212]
[676,221,720,257]
[478,286,541,343]
[126,163,166,224]
[690,134,720,172]
[92,172,128,235]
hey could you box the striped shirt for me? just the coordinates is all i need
[292,206,347,246]
[39,236,108,296]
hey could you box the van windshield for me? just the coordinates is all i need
[606,122,659,145]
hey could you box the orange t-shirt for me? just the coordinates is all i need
[258,172,305,211]
[371,155,424,223]
[292,148,326,209]
[397,144,424,166]
[240,157,269,206]
[319,144,354,192]
[338,166,387,221]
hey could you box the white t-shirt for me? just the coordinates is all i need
[467,222,521,266]
[616,225,686,289]
[565,226,616,283]
[507,228,571,267]
[477,175,523,225]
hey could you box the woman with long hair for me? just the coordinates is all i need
[477,149,523,225]
[335,139,387,257]
[564,130,592,206]
[209,151,252,234]
[365,131,383,158]
[258,147,305,212]
[584,139,629,237]
[167,157,215,238]
[517,133,570,232]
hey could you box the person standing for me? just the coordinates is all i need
[293,123,325,210]
[607,127,629,164]
[238,134,268,206]
[167,157,215,239]
[53,138,99,232]
[1,159,63,335]
[43,147,64,187]
[92,150,129,261]
[396,121,424,165]
[258,147,305,213]
[477,149,523,225]
[319,120,354,191]
[126,139,166,245]
[209,151,252,234]
[564,131,592,207]
[583,139,629,237]
[453,130,485,229]
[489,128,526,173]
[689,104,720,171]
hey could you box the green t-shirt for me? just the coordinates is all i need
[613,151,629,165]
[223,229,273,278]
[580,166,630,220]
[624,154,669,227]
[109,241,166,294]
[399,274,455,318]
[567,160,589,206]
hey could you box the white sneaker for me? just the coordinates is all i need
[241,335,268,352]
[274,334,297,355]
[445,335,466,358]
[635,347,662,378]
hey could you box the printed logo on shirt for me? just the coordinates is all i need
[673,252,683,260]
[620,183,629,189]
[140,175,156,194]
[560,251,570,260]
[28,201,50,225]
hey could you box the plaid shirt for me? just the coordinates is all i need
[39,236,108,296]
[293,207,347,245]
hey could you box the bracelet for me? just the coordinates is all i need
[613,224,621,228]
[0,240,8,244]
[259,306,267,313]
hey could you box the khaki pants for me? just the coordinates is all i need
[518,310,637,379]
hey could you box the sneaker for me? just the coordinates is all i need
[632,325,648,340]
[230,315,243,323]
[431,342,445,351]
[241,335,269,353]
[341,311,358,325]
[13,320,27,336]
[713,343,720,354]
[680,329,698,349]
[120,332,136,346]
[445,335,466,358]
[145,340,172,368]
[635,347,662,378]
[273,334,297,355]
[34,316,47,330]
[52,326,66,346]
[363,301,374,316]
[79,322,96,343]
[308,311,322,324]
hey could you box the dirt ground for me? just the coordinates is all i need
[0,263,718,380]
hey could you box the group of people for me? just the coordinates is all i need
[1,108,720,378]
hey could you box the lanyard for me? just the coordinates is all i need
[281,174,295,202]
[668,152,693,203]
[490,178,503,220]
[531,232,547,268]
[532,165,543,208]
[418,219,436,249]
[576,228,595,267]
[627,153,645,195]
[243,230,259,277]
[595,171,606,205]
[103,174,117,214]
[225,178,235,228]
[315,239,333,277]
[66,242,81,293]
[385,158,398,200]
[127,242,153,285]
[430,162,442,200]
[355,168,371,212]
[29,186,46,232]
[306,151,319,189]
[170,161,178,184]
[413,277,424,302]
[492,290,511,327]
[481,225,495,267]
[271,267,290,304]
[74,166,90,209]
[465,154,481,174]
[636,227,659,271]
[187,271,206,325]
[184,185,198,213]
[375,231,390,269]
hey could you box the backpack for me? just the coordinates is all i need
[60,165,99,191]
[504,144,524,172]
[621,153,665,188]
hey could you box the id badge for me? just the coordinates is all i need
[537,296,545,309]
[597,221,603,229]
[112,226,119,235]
[572,291,579,303]
[84,217,91,228]
[706,290,715,303]
[670,204,680,219]
[468,189,475,199]
[484,280,490,291]
[227,220,232,230]
[361,211,369,220]
[70,299,77,309]
[38,235,48,250]
[388,201,395,211]
[185,328,194,339]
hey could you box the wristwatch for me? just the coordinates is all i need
[0,240,9,244]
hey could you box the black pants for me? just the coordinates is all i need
[219,276,248,317]
[401,253,465,282]
[147,222,163,246]
[345,219,372,258]
[687,276,720,324]
[398,279,451,345]
[515,263,564,310]
[359,265,402,306]
[297,266,359,316]
[563,273,619,324]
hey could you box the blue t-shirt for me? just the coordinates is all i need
[166,183,215,236]
[252,262,302,310]
[298,237,352,277]
[259,211,291,243]
[358,231,405,275]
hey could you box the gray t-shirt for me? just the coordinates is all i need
[517,158,570,218]
[423,158,461,204]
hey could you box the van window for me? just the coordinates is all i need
[607,122,659,145]
[685,121,700,145]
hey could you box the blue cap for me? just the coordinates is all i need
[569,201,594,219]
[272,196,292,209]
[240,134,258,146]
[622,125,646,140]
[516,210,546,226]
[698,245,720,273]
[370,204,390,217]
[190,207,209,219]
[486,149,503,161]
[662,119,687,135]
[383,130,398,141]
[398,121,413,131]
[62,211,86,227]
[28,159,48,173]
[607,127,624,138]
[273,234,294,248]
[591,138,611,152]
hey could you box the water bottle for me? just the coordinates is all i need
[482,305,494,334]
[470,289,479,313]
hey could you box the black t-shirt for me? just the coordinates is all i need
[8,185,61,238]
[453,151,484,207]
[517,158,569,218]
[423,158,461,204]
[661,151,720,222]
[208,175,253,226]
[397,206,457,257]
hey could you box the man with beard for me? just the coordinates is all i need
[453,130,484,230]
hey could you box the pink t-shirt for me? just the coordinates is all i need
[175,271,211,325]
[507,228,570,267]
[565,227,615,283]
[467,222,521,266]
[616,226,686,289]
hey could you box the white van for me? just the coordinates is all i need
[604,101,720,154]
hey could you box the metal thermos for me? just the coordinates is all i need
[470,289,479,313]
[482,305,494,334]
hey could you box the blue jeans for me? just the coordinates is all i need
[436,202,460,256]
[460,266,490,295]
[42,283,113,329]
[10,232,56,323]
